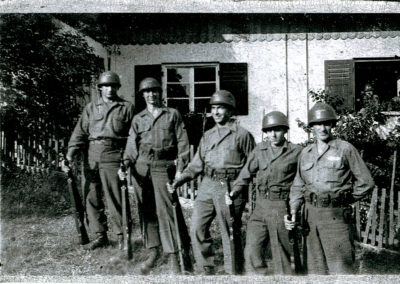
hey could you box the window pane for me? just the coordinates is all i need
[167,99,190,114]
[194,83,216,98]
[194,98,211,113]
[167,84,190,98]
[167,68,190,83]
[194,67,216,82]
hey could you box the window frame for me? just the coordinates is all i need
[162,62,220,113]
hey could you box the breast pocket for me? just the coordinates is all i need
[225,146,242,165]
[323,160,345,182]
[159,121,173,147]
[138,123,151,134]
[112,113,129,134]
[89,113,104,133]
[301,162,314,183]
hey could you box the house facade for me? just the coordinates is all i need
[62,13,400,144]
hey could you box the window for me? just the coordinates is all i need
[162,63,219,115]
[325,58,400,112]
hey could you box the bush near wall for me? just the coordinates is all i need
[1,165,71,218]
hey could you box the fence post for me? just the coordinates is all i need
[389,150,397,246]
[378,188,387,248]
[363,187,378,245]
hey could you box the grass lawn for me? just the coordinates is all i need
[1,168,400,283]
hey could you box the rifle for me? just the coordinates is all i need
[225,179,236,275]
[167,180,186,273]
[62,160,90,245]
[287,209,302,274]
[129,167,146,246]
[120,161,133,260]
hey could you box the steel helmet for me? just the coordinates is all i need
[97,71,121,87]
[138,77,161,93]
[262,111,289,132]
[308,102,338,126]
[209,90,236,109]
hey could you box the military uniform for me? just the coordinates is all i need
[68,96,135,236]
[233,140,302,274]
[123,107,191,254]
[289,138,374,274]
[180,120,255,274]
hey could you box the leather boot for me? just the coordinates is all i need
[140,247,159,275]
[169,253,180,274]
[87,232,108,250]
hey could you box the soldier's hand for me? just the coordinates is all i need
[118,168,127,181]
[284,213,297,231]
[123,159,131,169]
[61,160,71,173]
[225,192,233,206]
[229,185,243,200]
[171,173,191,189]
[175,171,182,180]
[166,182,175,194]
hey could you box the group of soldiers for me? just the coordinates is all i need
[65,71,375,276]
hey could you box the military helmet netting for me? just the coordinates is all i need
[209,90,236,109]
[97,71,121,87]
[138,77,162,93]
[308,102,338,126]
[262,111,289,132]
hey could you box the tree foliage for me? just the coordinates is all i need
[0,14,104,141]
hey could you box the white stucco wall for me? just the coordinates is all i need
[104,33,400,144]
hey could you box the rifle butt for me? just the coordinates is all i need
[67,174,90,245]
[172,202,186,273]
[121,180,132,260]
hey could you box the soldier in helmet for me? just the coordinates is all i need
[172,90,255,275]
[285,102,374,274]
[66,71,135,250]
[230,111,303,275]
[123,77,191,274]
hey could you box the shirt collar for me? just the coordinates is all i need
[95,96,124,106]
[259,139,288,150]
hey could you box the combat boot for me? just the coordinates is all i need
[87,232,108,250]
[140,246,159,275]
[168,253,180,274]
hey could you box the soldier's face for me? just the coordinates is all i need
[100,85,119,100]
[312,121,333,142]
[143,88,162,106]
[211,105,231,125]
[266,127,287,147]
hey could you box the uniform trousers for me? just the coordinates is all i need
[131,158,190,253]
[244,198,292,275]
[304,202,355,274]
[191,176,246,274]
[85,160,123,235]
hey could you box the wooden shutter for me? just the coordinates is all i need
[134,65,162,113]
[325,60,355,112]
[219,63,248,115]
